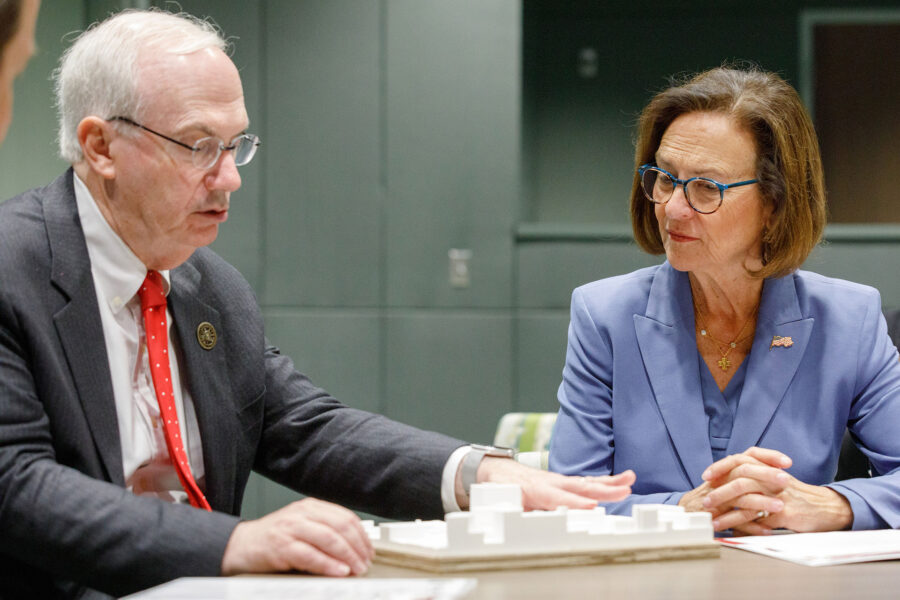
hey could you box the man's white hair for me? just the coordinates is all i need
[54,9,227,163]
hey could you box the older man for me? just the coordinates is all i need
[0,9,633,598]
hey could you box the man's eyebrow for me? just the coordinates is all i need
[177,123,250,138]
[170,122,213,138]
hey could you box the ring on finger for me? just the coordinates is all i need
[755,510,770,520]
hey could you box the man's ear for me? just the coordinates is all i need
[77,117,117,179]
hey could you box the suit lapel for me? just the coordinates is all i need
[169,263,236,513]
[635,264,712,488]
[46,170,124,485]
[727,275,812,454]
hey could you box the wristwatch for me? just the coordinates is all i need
[461,444,516,497]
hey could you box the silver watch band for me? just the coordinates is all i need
[460,444,516,497]
[460,448,487,498]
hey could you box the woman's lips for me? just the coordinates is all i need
[667,230,697,242]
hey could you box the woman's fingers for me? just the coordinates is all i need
[708,494,785,531]
[703,465,790,506]
[702,447,792,482]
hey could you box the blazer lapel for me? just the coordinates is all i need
[727,275,813,454]
[46,170,124,485]
[635,264,713,488]
[169,262,236,513]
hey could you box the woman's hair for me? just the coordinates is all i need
[0,1,24,63]
[53,8,227,163]
[630,65,827,279]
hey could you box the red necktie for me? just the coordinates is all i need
[138,270,211,510]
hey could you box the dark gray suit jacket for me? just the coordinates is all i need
[0,170,464,598]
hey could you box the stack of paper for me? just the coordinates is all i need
[124,577,477,599]
[720,530,900,566]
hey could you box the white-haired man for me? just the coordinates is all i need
[0,9,634,598]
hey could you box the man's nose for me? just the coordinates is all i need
[204,150,242,192]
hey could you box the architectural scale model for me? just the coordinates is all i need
[365,483,718,572]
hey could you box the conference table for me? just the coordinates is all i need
[367,545,900,599]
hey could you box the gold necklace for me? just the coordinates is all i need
[695,305,757,371]
[701,326,755,349]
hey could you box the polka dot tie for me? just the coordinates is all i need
[139,271,211,511]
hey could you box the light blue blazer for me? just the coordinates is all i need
[550,262,900,529]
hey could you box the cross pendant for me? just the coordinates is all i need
[717,356,731,371]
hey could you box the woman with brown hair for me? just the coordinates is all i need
[0,0,39,144]
[550,65,900,534]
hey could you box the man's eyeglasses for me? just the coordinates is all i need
[637,164,758,214]
[109,116,260,170]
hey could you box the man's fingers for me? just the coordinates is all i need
[559,469,635,497]
[479,459,634,511]
[221,497,376,577]
[531,488,597,511]
[301,499,375,562]
[334,513,376,562]
[286,518,369,576]
[282,540,353,577]
[524,485,609,511]
[520,471,634,510]
[601,470,637,486]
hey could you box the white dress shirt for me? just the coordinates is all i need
[73,172,467,512]
[74,174,204,504]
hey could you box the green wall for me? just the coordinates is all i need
[1,0,897,519]
[0,0,76,198]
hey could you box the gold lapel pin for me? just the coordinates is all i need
[770,335,793,349]
[196,322,217,350]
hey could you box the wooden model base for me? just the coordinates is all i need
[374,541,720,573]
[368,484,719,573]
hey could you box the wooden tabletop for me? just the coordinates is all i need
[368,546,900,599]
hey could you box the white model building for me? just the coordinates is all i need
[366,483,715,569]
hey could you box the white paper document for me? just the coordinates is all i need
[720,529,900,566]
[123,576,477,600]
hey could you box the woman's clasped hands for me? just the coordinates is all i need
[678,447,853,535]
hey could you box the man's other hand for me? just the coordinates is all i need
[456,456,635,510]
[220,497,374,577]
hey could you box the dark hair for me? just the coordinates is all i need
[630,65,827,279]
[0,0,24,62]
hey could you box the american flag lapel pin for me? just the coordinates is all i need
[770,335,794,349]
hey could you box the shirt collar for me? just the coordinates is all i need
[73,172,171,314]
